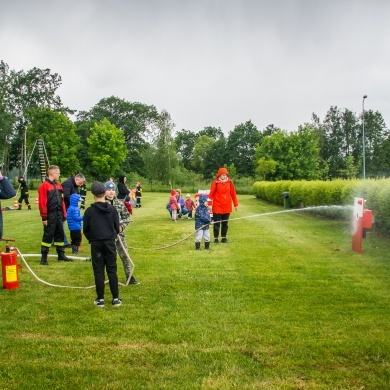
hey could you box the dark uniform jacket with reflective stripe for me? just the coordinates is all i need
[38,179,67,222]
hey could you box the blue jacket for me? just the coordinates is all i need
[0,176,16,238]
[195,194,211,230]
[67,194,83,231]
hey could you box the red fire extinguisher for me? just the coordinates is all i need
[1,238,21,290]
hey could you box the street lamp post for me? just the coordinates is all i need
[362,95,367,179]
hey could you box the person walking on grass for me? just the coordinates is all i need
[208,167,239,244]
[195,194,212,250]
[17,176,31,210]
[104,181,140,285]
[0,170,16,239]
[83,181,122,307]
[38,165,71,265]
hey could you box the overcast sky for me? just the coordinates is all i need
[1,0,389,135]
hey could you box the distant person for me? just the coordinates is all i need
[38,165,71,265]
[194,194,212,250]
[184,193,195,219]
[17,176,31,210]
[83,181,122,307]
[79,182,87,210]
[208,167,238,243]
[135,181,142,208]
[168,190,180,221]
[0,170,16,239]
[117,175,130,202]
[61,173,85,247]
[62,173,86,210]
[176,189,188,218]
[66,194,84,254]
[105,181,139,285]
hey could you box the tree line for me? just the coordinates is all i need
[1,61,389,184]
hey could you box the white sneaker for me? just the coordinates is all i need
[94,299,104,307]
[112,298,122,307]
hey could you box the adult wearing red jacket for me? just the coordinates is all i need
[38,165,71,265]
[208,167,238,243]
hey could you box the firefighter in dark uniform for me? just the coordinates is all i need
[17,176,31,210]
[38,165,71,265]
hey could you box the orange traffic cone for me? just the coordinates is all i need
[14,200,19,209]
[35,197,39,205]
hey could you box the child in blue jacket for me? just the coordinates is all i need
[195,194,212,250]
[67,193,84,254]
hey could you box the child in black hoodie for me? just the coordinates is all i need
[83,181,121,307]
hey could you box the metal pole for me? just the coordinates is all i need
[362,95,367,179]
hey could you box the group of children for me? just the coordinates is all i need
[168,190,196,221]
[168,190,212,250]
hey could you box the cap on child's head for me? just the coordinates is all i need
[186,193,191,198]
[91,181,106,197]
[104,181,116,191]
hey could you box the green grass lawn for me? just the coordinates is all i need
[1,192,389,389]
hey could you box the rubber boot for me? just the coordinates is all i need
[195,242,201,250]
[205,241,211,250]
[18,204,22,210]
[40,247,49,265]
[72,245,79,254]
[28,204,31,210]
[57,247,72,262]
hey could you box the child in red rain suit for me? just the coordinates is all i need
[168,190,180,221]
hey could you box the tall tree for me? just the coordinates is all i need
[144,110,178,184]
[199,126,224,140]
[174,129,198,171]
[76,96,159,176]
[321,106,344,180]
[203,137,228,179]
[255,125,321,181]
[87,118,127,181]
[192,135,215,176]
[361,110,389,178]
[226,120,261,177]
[26,108,81,177]
[0,61,66,173]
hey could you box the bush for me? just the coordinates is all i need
[253,179,390,234]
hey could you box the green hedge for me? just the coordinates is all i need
[253,179,390,234]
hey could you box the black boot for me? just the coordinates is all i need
[57,247,72,262]
[129,275,140,285]
[28,204,31,210]
[72,245,79,254]
[195,242,201,250]
[40,247,49,265]
[205,241,211,250]
[18,204,22,210]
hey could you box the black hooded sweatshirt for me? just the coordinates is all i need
[83,201,120,242]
